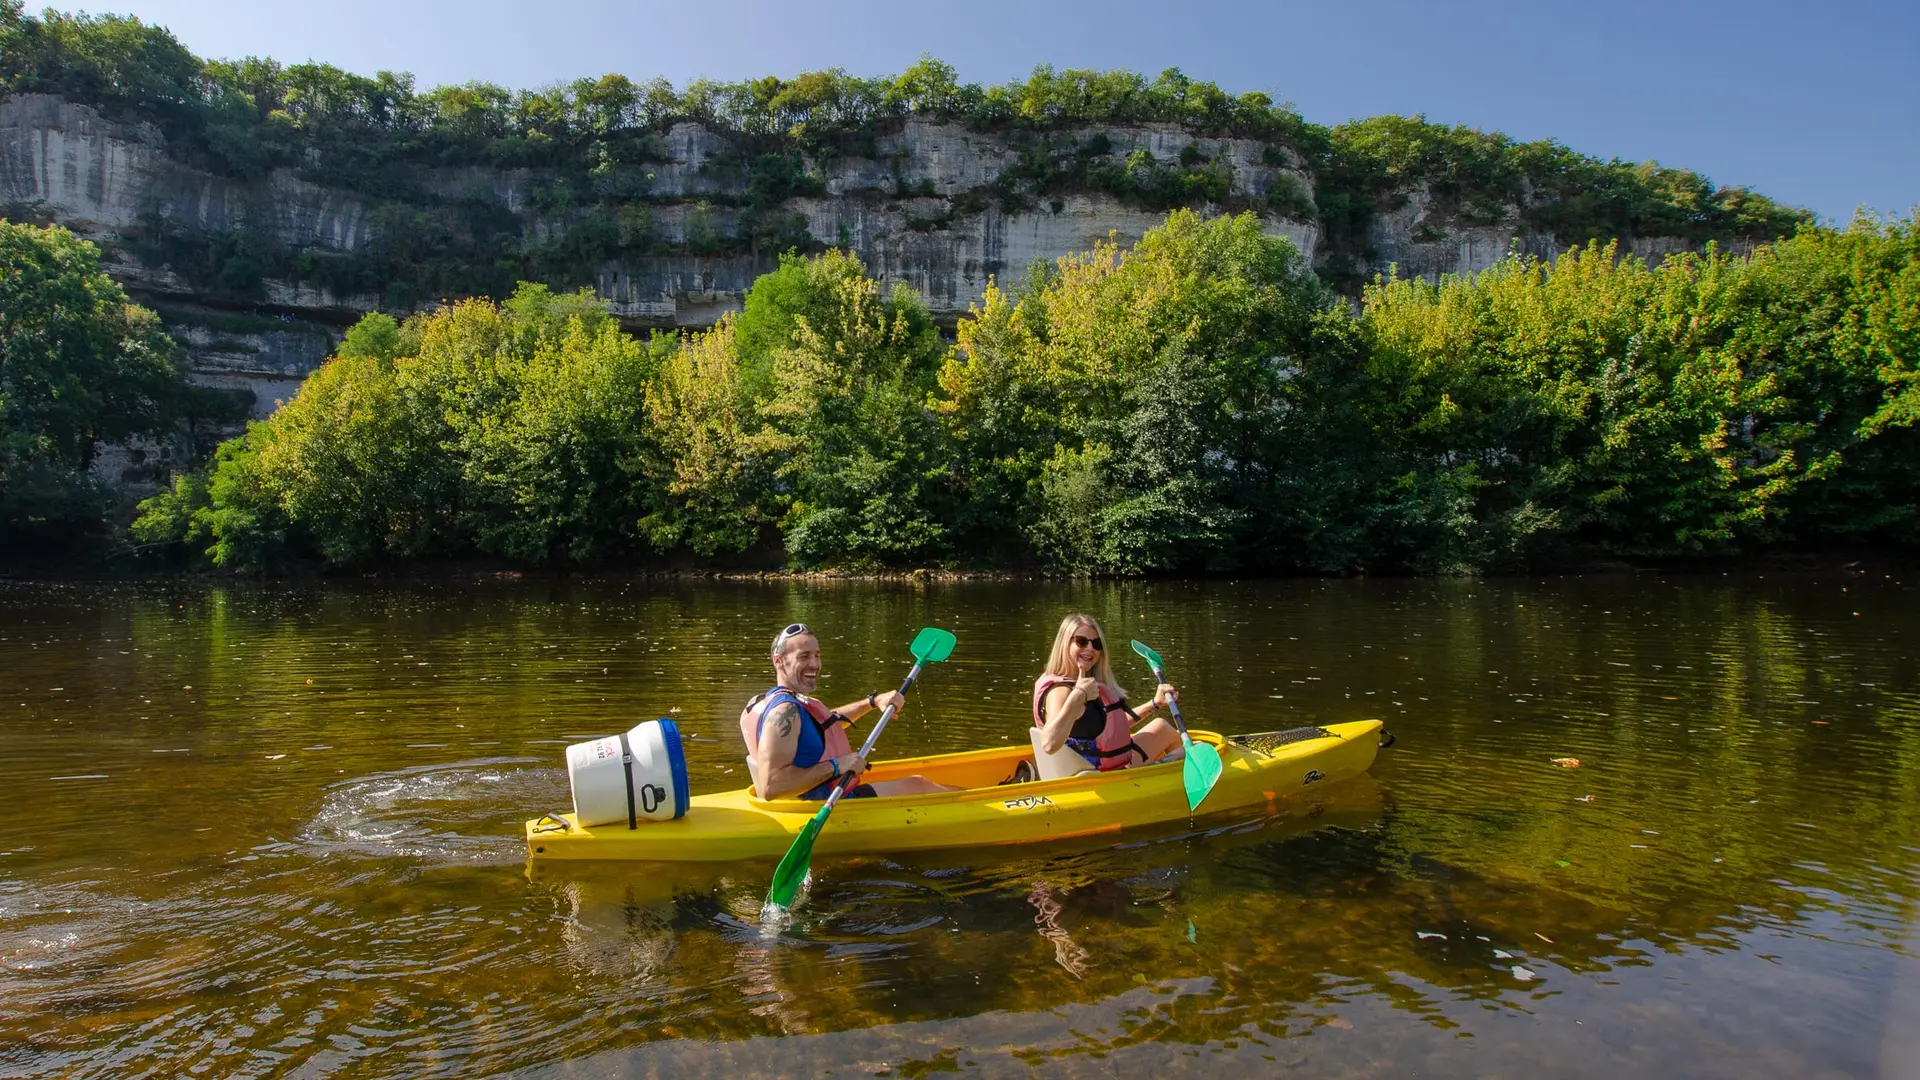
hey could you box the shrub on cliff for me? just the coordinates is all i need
[6,4,1814,307]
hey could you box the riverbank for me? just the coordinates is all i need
[3,545,1905,585]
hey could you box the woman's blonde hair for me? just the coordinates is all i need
[1044,613,1126,698]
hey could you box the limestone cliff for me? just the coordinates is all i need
[0,91,1741,419]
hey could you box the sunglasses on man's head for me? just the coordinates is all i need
[1072,635,1103,650]
[772,622,814,654]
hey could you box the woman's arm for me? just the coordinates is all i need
[1037,682,1088,754]
[1122,683,1179,727]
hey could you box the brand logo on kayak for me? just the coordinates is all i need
[1002,795,1054,811]
[1302,769,1326,786]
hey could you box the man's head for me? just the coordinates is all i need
[770,622,821,693]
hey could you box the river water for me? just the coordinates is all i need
[2,572,1917,1078]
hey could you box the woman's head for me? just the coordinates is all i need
[1045,613,1124,695]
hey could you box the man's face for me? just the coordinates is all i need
[774,634,822,694]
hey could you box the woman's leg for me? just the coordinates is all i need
[870,775,960,796]
[1130,719,1184,764]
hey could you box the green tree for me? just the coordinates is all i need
[757,256,949,568]
[937,210,1336,571]
[133,285,667,567]
[1,221,192,533]
[637,317,776,557]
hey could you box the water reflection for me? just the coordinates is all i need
[0,571,1916,1077]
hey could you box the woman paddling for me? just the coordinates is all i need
[1032,613,1182,772]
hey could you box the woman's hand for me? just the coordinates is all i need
[1072,673,1099,701]
[1152,682,1178,710]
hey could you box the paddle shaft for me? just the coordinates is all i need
[1151,663,1196,746]
[818,659,925,811]
[1132,640,1223,813]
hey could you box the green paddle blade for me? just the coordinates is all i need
[766,804,830,909]
[1130,639,1164,670]
[911,626,956,663]
[1182,738,1225,811]
[1134,637,1223,811]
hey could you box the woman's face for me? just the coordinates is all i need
[1069,623,1103,672]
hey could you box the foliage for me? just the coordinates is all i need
[636,316,774,556]
[1314,115,1812,285]
[132,210,1920,574]
[937,210,1337,571]
[132,285,671,566]
[1355,218,1920,564]
[757,261,947,568]
[0,220,213,535]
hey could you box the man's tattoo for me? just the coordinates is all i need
[772,703,797,739]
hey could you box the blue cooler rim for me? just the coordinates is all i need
[655,717,690,819]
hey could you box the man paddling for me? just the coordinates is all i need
[740,623,953,799]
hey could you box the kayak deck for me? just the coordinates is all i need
[526,721,1382,862]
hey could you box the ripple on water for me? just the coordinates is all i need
[300,759,558,864]
[3,575,1917,1079]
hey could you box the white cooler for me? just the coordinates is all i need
[565,719,690,828]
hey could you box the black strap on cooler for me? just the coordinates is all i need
[617,731,638,830]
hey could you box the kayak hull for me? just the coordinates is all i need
[525,721,1383,862]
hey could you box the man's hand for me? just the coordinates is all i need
[872,690,906,716]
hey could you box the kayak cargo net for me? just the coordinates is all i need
[1230,726,1336,755]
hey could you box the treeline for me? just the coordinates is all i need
[0,221,243,546]
[2,4,1807,299]
[128,210,1919,574]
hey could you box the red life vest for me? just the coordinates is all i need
[1031,674,1137,771]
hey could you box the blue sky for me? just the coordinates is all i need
[98,0,1917,223]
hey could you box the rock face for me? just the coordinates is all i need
[1,91,1709,424]
[0,94,373,250]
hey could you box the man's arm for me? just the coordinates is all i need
[832,690,904,723]
[753,700,838,799]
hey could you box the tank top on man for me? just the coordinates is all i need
[739,686,854,796]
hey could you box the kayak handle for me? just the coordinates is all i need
[530,812,573,834]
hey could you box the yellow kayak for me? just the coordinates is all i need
[525,721,1384,862]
